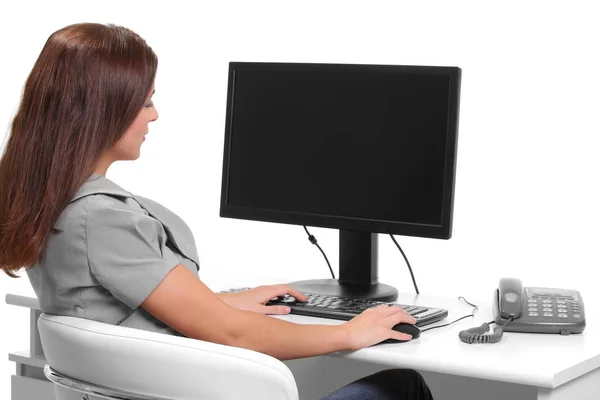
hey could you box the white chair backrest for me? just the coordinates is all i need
[38,313,299,400]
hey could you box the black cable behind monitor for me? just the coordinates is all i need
[303,226,335,279]
[389,235,420,295]
[303,227,421,295]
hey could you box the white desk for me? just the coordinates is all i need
[6,279,600,400]
[276,292,600,400]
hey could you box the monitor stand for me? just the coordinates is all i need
[289,230,398,302]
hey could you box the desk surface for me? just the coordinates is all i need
[7,273,600,390]
[276,292,600,389]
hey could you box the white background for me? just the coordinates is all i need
[1,1,599,397]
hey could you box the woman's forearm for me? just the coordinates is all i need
[220,308,351,360]
[142,266,351,360]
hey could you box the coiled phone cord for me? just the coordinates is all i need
[459,316,513,344]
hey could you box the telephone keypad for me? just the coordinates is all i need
[524,291,585,322]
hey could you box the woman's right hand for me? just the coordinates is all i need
[341,305,417,350]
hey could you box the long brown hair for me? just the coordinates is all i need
[0,23,158,277]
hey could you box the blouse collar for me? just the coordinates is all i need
[69,173,133,203]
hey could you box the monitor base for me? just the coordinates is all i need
[288,279,398,302]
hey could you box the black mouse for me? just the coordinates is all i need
[380,323,421,344]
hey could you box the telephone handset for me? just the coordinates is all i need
[493,278,586,335]
[496,277,523,320]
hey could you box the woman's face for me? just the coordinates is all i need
[110,86,158,161]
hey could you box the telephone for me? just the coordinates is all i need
[493,278,586,335]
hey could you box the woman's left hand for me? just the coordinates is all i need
[218,284,308,315]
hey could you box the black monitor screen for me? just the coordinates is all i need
[221,62,461,239]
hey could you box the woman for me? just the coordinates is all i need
[0,23,433,399]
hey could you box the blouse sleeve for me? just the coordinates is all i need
[84,195,183,310]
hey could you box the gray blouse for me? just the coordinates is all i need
[27,173,200,336]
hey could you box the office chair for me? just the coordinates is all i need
[37,313,299,400]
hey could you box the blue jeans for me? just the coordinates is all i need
[321,369,434,400]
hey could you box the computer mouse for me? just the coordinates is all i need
[379,323,421,344]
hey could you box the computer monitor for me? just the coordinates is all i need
[220,62,461,301]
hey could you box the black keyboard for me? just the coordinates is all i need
[223,288,448,327]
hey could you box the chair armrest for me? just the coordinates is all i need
[38,314,298,400]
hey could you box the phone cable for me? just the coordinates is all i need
[458,316,514,344]
[420,297,513,343]
[421,296,479,333]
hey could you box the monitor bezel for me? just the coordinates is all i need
[220,61,461,240]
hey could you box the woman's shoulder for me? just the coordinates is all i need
[53,173,149,230]
[53,194,147,231]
